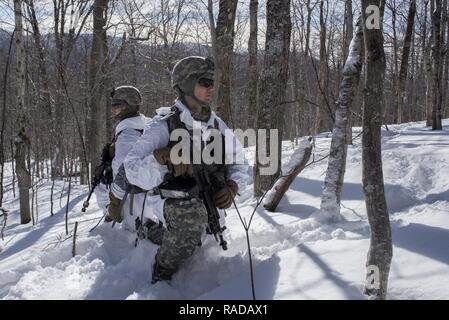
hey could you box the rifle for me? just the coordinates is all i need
[191,163,228,251]
[81,176,100,212]
[81,143,113,212]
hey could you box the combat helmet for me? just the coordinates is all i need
[171,56,215,97]
[110,85,142,120]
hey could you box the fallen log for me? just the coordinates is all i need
[263,137,313,212]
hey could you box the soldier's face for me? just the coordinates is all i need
[111,105,125,117]
[194,79,214,104]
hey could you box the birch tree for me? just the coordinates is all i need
[320,17,363,220]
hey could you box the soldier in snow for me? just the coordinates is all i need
[122,56,249,283]
[94,86,150,226]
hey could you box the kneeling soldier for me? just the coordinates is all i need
[123,56,248,282]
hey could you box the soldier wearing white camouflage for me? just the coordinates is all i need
[123,56,248,283]
[94,85,149,224]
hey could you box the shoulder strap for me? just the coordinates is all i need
[115,128,144,142]
[214,118,220,130]
[166,105,191,149]
[166,106,185,132]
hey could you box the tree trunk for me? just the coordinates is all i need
[264,138,312,212]
[214,0,238,126]
[26,0,52,119]
[396,0,416,124]
[426,0,434,126]
[303,0,314,136]
[0,31,14,207]
[246,0,258,131]
[409,29,417,122]
[361,0,392,300]
[254,0,291,197]
[390,0,399,124]
[425,42,433,125]
[432,0,444,130]
[14,0,31,225]
[314,0,328,134]
[344,0,354,144]
[26,0,59,184]
[87,0,108,180]
[207,0,217,59]
[320,18,363,220]
[442,0,449,119]
[291,34,301,142]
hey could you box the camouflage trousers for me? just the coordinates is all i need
[151,197,208,281]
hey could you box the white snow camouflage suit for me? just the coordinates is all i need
[122,99,249,279]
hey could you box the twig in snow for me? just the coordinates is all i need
[72,221,78,257]
[89,211,107,233]
[231,170,289,300]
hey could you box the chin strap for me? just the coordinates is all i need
[179,92,212,122]
[190,96,212,122]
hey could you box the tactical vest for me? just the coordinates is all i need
[156,105,227,199]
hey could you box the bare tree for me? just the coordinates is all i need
[254,0,291,197]
[343,0,354,143]
[52,0,93,178]
[320,17,363,220]
[387,0,399,124]
[246,0,258,130]
[207,0,217,58]
[0,31,14,207]
[214,0,238,125]
[395,0,416,124]
[87,0,109,180]
[14,0,31,224]
[314,0,329,134]
[440,0,449,119]
[432,0,443,130]
[361,0,392,300]
[425,0,433,126]
[343,0,353,62]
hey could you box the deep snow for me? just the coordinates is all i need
[1,119,448,300]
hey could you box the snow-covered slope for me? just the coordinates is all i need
[1,120,448,300]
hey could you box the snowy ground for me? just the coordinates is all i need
[1,119,448,300]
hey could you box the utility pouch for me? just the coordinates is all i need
[155,176,199,199]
